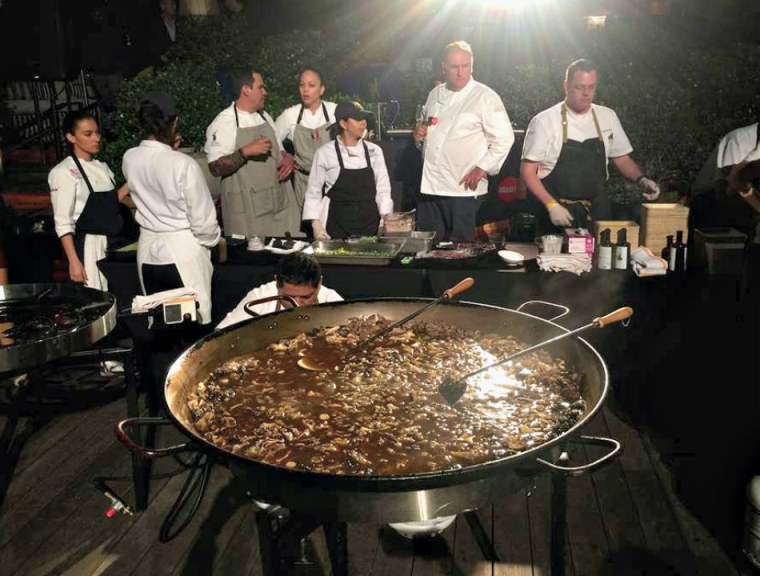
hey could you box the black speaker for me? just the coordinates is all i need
[0,0,82,80]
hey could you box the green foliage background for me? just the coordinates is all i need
[102,13,760,204]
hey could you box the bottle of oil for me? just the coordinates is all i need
[669,230,687,273]
[597,228,612,270]
[613,228,630,270]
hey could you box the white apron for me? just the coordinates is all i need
[137,228,214,325]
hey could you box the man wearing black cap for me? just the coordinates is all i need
[123,91,220,326]
[204,69,299,239]
[302,101,393,239]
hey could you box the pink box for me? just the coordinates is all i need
[564,228,595,255]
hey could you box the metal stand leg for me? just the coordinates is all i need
[463,509,500,562]
[324,521,349,576]
[550,453,570,576]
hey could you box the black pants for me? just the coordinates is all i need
[141,263,210,404]
[416,195,484,242]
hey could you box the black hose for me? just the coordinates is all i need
[158,452,214,543]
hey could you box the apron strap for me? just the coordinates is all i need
[322,102,331,123]
[334,139,345,169]
[296,105,304,124]
[233,104,239,128]
[71,153,115,196]
[561,104,604,144]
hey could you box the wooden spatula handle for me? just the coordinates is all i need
[594,307,634,328]
[444,277,475,299]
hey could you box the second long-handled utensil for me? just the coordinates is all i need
[297,277,475,371]
[437,306,634,406]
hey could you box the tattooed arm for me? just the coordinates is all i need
[208,150,247,178]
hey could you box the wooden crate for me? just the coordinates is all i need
[640,203,689,256]
[592,220,640,250]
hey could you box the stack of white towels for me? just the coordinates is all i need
[536,253,593,275]
[630,246,668,277]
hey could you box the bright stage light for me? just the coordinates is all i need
[463,0,556,9]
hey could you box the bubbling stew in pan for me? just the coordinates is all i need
[188,315,585,476]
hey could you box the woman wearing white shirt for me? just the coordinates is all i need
[303,101,393,239]
[122,92,220,325]
[275,69,337,211]
[48,111,128,290]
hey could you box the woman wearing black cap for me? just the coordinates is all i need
[302,101,393,239]
[48,110,129,289]
[122,92,220,325]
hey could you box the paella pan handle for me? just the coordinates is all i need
[243,295,298,317]
[536,436,621,477]
[516,300,570,322]
[115,417,196,458]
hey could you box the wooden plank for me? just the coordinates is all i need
[0,399,126,546]
[580,408,650,572]
[347,522,381,576]
[526,474,574,576]
[371,525,415,576]
[0,439,132,576]
[493,492,534,576]
[602,406,701,575]
[210,504,261,576]
[563,413,611,576]
[641,434,740,576]
[13,409,93,475]
[450,509,492,576]
[411,516,455,575]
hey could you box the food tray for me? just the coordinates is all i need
[379,231,436,253]
[311,240,403,266]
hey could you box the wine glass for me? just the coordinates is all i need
[415,104,427,126]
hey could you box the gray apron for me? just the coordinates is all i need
[221,108,294,237]
[292,103,331,209]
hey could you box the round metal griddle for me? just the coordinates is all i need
[0,283,117,374]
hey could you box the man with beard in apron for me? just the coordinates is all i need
[49,110,128,290]
[303,101,393,239]
[275,68,337,232]
[205,69,298,238]
[521,59,660,233]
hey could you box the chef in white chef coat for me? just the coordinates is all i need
[122,92,220,325]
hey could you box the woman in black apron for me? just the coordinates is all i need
[303,101,394,239]
[48,110,128,290]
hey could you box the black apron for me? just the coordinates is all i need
[325,140,380,238]
[540,104,609,231]
[70,154,123,259]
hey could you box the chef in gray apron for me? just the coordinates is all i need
[290,102,332,207]
[205,70,299,238]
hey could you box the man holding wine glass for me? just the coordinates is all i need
[413,41,514,241]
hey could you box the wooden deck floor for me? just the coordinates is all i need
[0,372,753,576]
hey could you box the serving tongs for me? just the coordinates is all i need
[297,277,475,371]
[438,306,634,406]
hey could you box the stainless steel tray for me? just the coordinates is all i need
[310,240,403,266]
[380,231,436,253]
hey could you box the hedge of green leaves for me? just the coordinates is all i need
[104,13,760,202]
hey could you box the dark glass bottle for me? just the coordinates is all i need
[597,228,612,270]
[613,228,630,270]
[669,230,687,273]
[661,235,674,261]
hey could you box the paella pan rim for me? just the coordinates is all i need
[163,298,610,492]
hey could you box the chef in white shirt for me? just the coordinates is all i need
[521,58,660,232]
[122,92,220,325]
[205,69,299,238]
[274,68,337,219]
[48,110,129,290]
[691,122,760,232]
[303,101,393,239]
[216,252,342,330]
[413,40,514,242]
